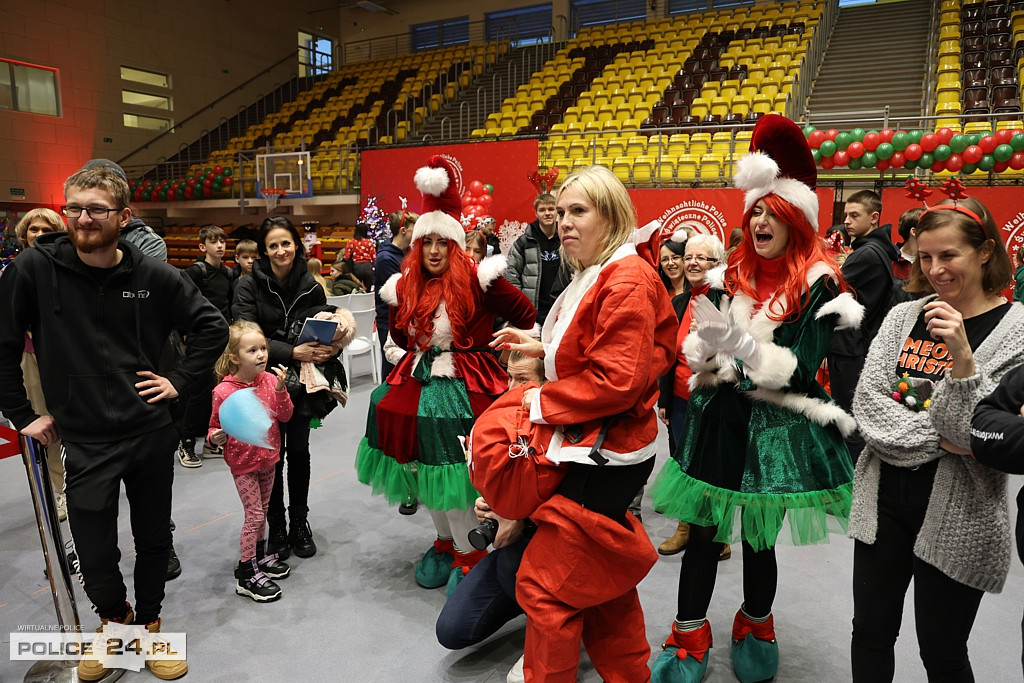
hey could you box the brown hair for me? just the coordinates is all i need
[200,224,227,243]
[905,197,1012,295]
[846,189,882,218]
[464,230,487,253]
[15,208,65,246]
[508,349,545,383]
[234,239,258,256]
[64,166,131,210]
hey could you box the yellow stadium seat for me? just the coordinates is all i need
[633,156,655,183]
[677,155,700,179]
[699,155,722,180]
[689,133,712,157]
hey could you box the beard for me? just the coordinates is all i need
[69,223,120,254]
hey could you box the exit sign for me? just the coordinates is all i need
[10,187,26,199]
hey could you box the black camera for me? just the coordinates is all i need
[467,518,499,550]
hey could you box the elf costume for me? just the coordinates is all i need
[354,155,535,591]
[650,115,863,683]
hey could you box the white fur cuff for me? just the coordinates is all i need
[380,272,401,306]
[476,253,507,291]
[744,341,799,390]
[816,291,864,330]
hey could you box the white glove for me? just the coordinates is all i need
[691,295,729,326]
[691,296,761,372]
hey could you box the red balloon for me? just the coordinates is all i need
[963,145,983,163]
[876,158,891,171]
[202,185,212,197]
[479,193,493,207]
[936,127,954,144]
[469,180,485,196]
[904,144,923,161]
[1010,151,1024,170]
[847,141,865,159]
[994,160,1010,173]
[890,152,906,168]
[206,171,215,180]
[213,165,224,175]
[167,192,177,202]
[203,178,213,189]
[978,135,998,154]
[931,160,946,173]
[819,156,835,170]
[995,129,1014,145]
[834,150,850,166]
[920,134,939,152]
[945,154,964,171]
[462,191,473,204]
[863,132,880,151]
[880,128,896,143]
[223,176,233,186]
[808,130,826,148]
[184,188,194,199]
[825,128,839,141]
[187,178,197,187]
[149,190,159,202]
[134,189,144,202]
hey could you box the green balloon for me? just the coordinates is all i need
[967,134,981,146]
[848,157,863,170]
[919,153,934,168]
[836,132,852,150]
[819,140,837,157]
[909,129,924,144]
[851,127,866,142]
[158,189,167,200]
[484,183,494,195]
[932,144,952,161]
[949,134,968,153]
[875,142,895,160]
[176,187,185,199]
[213,182,223,192]
[804,125,817,136]
[812,149,822,163]
[861,151,877,168]
[203,167,213,175]
[962,162,979,175]
[1011,133,1024,151]
[995,143,1015,162]
[892,132,910,151]
[224,167,233,176]
[978,154,996,171]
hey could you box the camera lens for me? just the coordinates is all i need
[467,517,499,550]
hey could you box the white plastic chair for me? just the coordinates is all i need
[348,291,375,310]
[327,294,350,310]
[343,307,381,385]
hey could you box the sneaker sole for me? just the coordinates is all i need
[236,585,282,602]
[291,545,316,558]
[179,457,203,468]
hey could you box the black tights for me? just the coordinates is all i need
[676,523,778,621]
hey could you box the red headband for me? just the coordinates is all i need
[921,204,984,227]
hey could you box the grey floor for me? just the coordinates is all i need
[2,356,1023,681]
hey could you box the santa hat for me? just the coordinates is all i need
[412,155,466,248]
[734,114,819,229]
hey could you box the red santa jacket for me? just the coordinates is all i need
[530,243,676,465]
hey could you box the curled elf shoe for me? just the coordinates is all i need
[445,548,488,597]
[651,620,713,683]
[731,609,779,683]
[415,537,455,588]
[658,521,691,556]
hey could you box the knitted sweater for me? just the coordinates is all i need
[850,295,1024,592]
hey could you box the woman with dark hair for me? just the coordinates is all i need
[233,216,340,560]
[650,116,862,683]
[850,196,1024,682]
[345,223,376,291]
[659,237,688,297]
[355,156,535,594]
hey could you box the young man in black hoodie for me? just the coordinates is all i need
[0,166,228,681]
[827,190,900,461]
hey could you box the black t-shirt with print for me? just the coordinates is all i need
[536,227,562,317]
[896,302,1011,380]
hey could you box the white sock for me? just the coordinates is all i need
[446,507,478,554]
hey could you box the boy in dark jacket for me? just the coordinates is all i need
[0,166,227,681]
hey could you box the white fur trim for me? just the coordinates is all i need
[632,218,662,245]
[744,341,799,390]
[706,264,727,290]
[410,299,457,378]
[412,211,467,248]
[380,272,401,306]
[476,253,507,291]
[735,152,781,192]
[671,229,688,243]
[815,291,864,330]
[745,387,859,437]
[414,165,450,196]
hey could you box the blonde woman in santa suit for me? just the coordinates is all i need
[493,165,677,682]
[650,115,863,683]
[355,156,535,595]
[849,197,1024,682]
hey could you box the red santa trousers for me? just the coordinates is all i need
[516,494,658,682]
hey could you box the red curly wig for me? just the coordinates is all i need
[726,193,848,321]
[393,238,478,350]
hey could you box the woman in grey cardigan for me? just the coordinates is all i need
[850,197,1024,682]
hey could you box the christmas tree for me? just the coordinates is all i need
[360,195,390,245]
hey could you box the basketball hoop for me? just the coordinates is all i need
[262,188,286,213]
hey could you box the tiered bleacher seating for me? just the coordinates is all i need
[161,224,356,270]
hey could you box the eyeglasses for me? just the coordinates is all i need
[683,255,717,264]
[61,205,120,219]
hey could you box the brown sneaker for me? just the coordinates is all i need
[144,618,188,680]
[658,521,691,556]
[719,543,732,561]
[77,605,134,681]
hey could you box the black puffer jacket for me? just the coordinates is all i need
[232,256,330,367]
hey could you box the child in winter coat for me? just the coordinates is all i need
[207,320,294,603]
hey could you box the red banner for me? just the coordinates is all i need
[881,187,1024,268]
[361,140,543,228]
[0,424,21,460]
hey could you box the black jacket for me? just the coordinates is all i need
[0,233,228,442]
[232,256,329,367]
[829,225,899,357]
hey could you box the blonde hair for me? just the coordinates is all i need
[215,320,266,381]
[15,208,65,246]
[508,348,546,384]
[556,165,637,272]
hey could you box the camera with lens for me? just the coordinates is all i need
[467,517,499,550]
